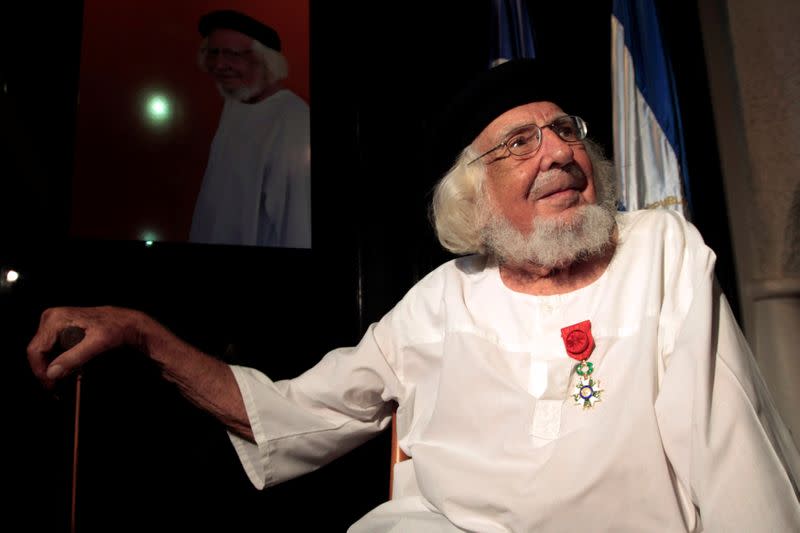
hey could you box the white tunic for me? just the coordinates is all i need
[229,210,800,531]
[190,89,311,248]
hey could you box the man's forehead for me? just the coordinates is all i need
[480,102,565,141]
[207,28,253,47]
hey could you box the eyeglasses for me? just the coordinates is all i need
[468,115,588,165]
[202,47,254,64]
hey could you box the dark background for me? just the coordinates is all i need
[1,1,731,531]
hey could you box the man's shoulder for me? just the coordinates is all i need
[417,254,488,287]
[380,255,488,338]
[392,255,486,308]
[618,208,701,242]
[617,207,689,226]
[271,89,309,113]
[616,209,712,268]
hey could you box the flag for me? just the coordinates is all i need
[611,0,691,215]
[489,0,536,67]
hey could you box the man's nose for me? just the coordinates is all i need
[207,55,229,72]
[537,128,575,171]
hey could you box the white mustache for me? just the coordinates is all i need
[528,164,587,199]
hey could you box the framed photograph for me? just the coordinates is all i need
[69,0,311,249]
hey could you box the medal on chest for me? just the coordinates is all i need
[561,320,603,409]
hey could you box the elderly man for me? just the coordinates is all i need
[27,59,799,531]
[189,9,311,248]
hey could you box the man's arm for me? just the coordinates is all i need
[656,280,800,530]
[26,305,254,441]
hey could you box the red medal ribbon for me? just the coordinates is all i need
[560,320,595,361]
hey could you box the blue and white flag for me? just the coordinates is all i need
[489,0,536,67]
[611,0,691,215]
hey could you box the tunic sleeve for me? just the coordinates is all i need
[227,321,403,489]
[655,226,800,531]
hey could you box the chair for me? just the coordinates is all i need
[389,411,409,499]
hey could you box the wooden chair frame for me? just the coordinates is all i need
[388,411,409,499]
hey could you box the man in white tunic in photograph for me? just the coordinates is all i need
[189,9,311,249]
[28,58,800,531]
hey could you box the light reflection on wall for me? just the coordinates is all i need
[145,94,172,125]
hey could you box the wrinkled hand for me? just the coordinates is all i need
[27,306,147,389]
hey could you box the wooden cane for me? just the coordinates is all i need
[56,326,86,533]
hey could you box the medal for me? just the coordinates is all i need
[561,320,602,409]
[573,361,602,408]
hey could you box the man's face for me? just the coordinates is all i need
[204,29,264,95]
[472,101,598,235]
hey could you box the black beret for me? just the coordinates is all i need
[198,10,281,52]
[426,57,584,180]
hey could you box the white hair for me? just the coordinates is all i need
[251,40,288,83]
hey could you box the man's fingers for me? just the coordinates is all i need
[44,333,109,382]
[45,327,87,381]
[27,307,125,388]
[27,321,90,386]
[26,328,60,381]
[58,326,86,351]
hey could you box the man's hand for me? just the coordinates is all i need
[27,306,148,389]
[26,305,253,440]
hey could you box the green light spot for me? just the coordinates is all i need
[146,94,171,124]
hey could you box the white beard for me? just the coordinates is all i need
[216,82,264,103]
[481,199,616,269]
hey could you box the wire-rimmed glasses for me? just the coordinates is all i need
[468,115,588,165]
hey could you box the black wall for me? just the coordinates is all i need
[2,1,731,531]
